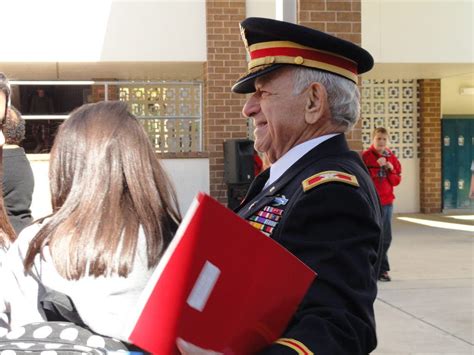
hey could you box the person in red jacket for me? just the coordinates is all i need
[363,127,401,282]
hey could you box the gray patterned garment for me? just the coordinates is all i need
[0,322,136,354]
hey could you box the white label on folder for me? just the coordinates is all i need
[187,260,221,312]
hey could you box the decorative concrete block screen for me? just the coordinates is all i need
[117,83,203,153]
[361,79,419,159]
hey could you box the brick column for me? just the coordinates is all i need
[298,0,363,151]
[205,1,248,204]
[418,79,442,213]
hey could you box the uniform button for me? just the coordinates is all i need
[294,56,304,65]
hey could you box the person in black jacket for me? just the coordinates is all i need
[178,18,382,355]
[2,106,34,235]
[0,73,17,249]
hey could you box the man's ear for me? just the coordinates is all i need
[304,82,328,125]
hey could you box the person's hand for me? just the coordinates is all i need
[385,162,394,171]
[376,157,387,167]
[176,338,223,355]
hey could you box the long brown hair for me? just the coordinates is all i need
[0,73,17,247]
[25,101,181,279]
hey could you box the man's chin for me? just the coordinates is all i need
[254,142,267,155]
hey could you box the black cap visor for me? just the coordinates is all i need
[231,64,285,94]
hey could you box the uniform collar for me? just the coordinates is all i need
[265,133,339,188]
[236,133,351,216]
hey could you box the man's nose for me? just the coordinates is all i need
[242,94,260,118]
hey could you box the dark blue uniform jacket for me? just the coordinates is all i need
[235,134,382,355]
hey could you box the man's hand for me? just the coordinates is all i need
[385,162,394,171]
[176,338,223,355]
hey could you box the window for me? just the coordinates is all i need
[10,81,203,154]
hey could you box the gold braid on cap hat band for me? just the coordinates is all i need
[247,41,358,83]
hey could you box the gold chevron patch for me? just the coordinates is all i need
[302,170,359,192]
[275,338,314,355]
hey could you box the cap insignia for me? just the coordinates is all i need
[239,24,249,52]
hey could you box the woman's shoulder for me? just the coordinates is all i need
[7,220,47,260]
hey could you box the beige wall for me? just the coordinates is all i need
[29,156,52,220]
[1,0,207,62]
[246,0,276,18]
[394,159,420,214]
[362,0,473,63]
[246,0,296,21]
[28,156,210,220]
[442,73,474,115]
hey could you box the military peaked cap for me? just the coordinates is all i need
[232,17,374,94]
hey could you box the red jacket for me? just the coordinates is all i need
[362,145,402,205]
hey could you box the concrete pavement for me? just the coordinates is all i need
[372,214,473,354]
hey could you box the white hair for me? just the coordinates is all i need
[292,67,361,131]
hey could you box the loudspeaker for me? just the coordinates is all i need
[224,139,255,184]
[227,183,251,210]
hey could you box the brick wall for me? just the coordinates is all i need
[205,0,368,203]
[418,79,442,213]
[298,0,363,151]
[205,1,248,204]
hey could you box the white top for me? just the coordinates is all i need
[0,245,6,266]
[264,134,339,188]
[0,245,8,334]
[0,221,154,341]
[0,242,9,269]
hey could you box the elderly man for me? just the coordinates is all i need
[185,17,383,355]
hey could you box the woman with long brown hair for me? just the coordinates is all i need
[0,73,17,260]
[0,101,181,339]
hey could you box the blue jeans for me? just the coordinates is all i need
[380,204,393,275]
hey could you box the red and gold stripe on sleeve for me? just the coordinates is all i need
[275,338,314,355]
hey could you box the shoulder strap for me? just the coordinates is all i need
[40,287,88,329]
[302,170,359,192]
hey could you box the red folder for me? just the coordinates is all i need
[125,193,316,354]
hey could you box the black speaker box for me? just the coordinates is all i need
[227,183,251,210]
[223,139,255,184]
